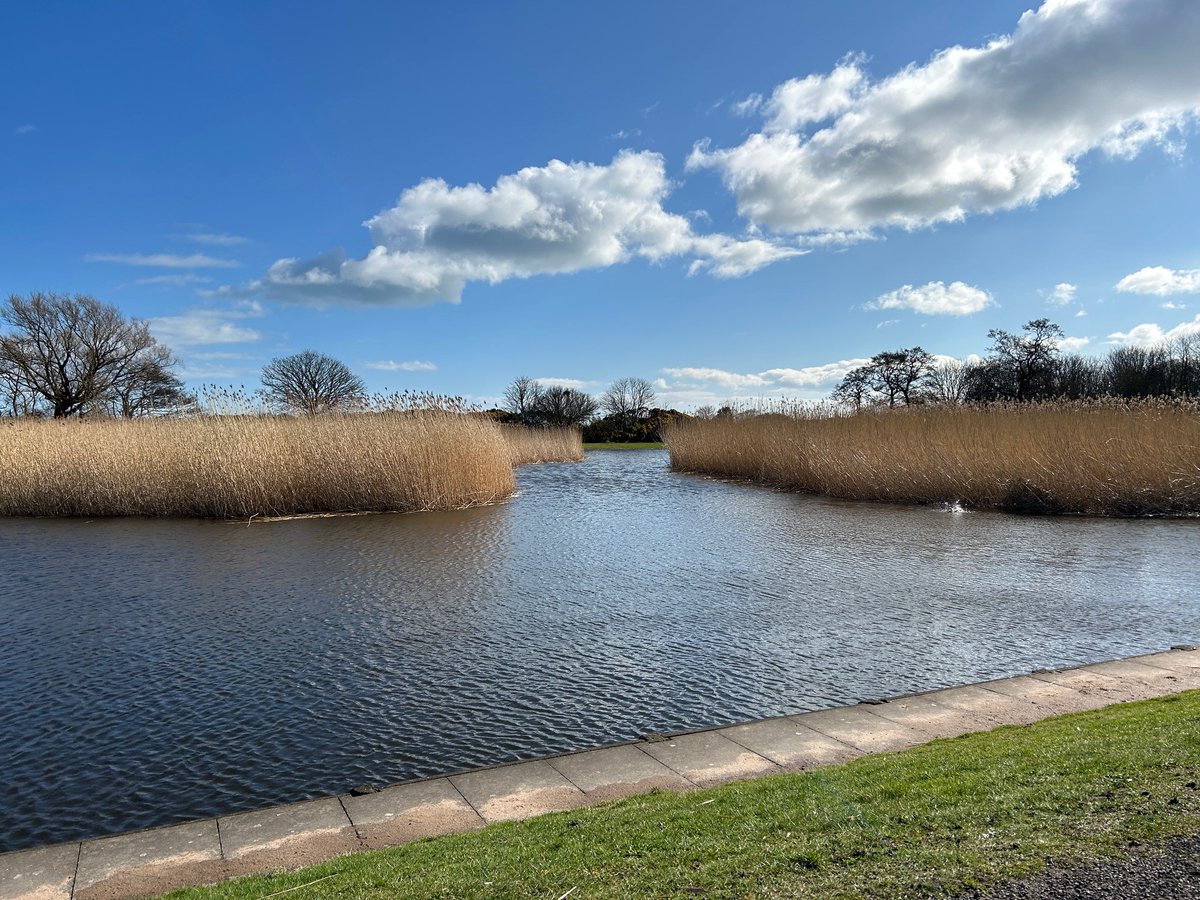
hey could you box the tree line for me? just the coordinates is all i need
[833,318,1200,408]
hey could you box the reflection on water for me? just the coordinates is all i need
[1,449,1197,849]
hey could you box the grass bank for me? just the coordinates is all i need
[0,416,579,518]
[168,691,1200,899]
[663,400,1200,516]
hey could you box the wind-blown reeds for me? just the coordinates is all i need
[0,412,524,518]
[500,425,584,466]
[663,400,1200,516]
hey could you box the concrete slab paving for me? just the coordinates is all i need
[868,692,1003,739]
[341,778,484,849]
[1029,666,1153,704]
[74,819,219,895]
[0,842,78,900]
[981,674,1112,714]
[449,760,586,823]
[547,744,694,803]
[794,704,927,753]
[1081,658,1199,692]
[1137,649,1200,677]
[218,797,354,860]
[925,684,1046,726]
[717,717,862,770]
[640,730,780,786]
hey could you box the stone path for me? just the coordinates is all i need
[3,647,1198,900]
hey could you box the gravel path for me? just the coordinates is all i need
[958,835,1200,899]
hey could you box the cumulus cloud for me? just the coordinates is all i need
[1115,265,1200,296]
[364,359,437,372]
[243,151,803,307]
[868,281,993,316]
[88,252,240,269]
[150,302,265,347]
[1108,314,1200,346]
[533,377,597,390]
[655,359,871,408]
[1046,282,1077,305]
[1056,335,1092,352]
[689,0,1200,237]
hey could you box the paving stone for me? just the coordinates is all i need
[718,717,861,769]
[0,843,77,900]
[982,674,1112,714]
[1130,650,1200,686]
[1030,666,1152,704]
[794,704,926,753]
[449,760,585,823]
[547,745,693,802]
[868,692,998,739]
[639,731,779,786]
[924,684,1046,726]
[1082,658,1199,693]
[341,779,483,847]
[219,797,353,859]
[75,819,219,894]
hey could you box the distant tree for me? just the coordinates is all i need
[831,347,934,408]
[601,377,656,422]
[529,385,598,426]
[502,376,544,423]
[260,349,365,415]
[927,358,970,405]
[107,354,194,417]
[831,365,873,410]
[1054,353,1107,401]
[0,292,182,418]
[985,318,1063,402]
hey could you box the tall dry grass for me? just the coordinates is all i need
[0,412,523,518]
[663,400,1200,516]
[500,425,584,466]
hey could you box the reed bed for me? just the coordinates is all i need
[0,412,521,518]
[663,400,1200,516]
[500,424,584,466]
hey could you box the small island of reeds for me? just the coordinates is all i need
[663,399,1200,517]
[0,394,582,519]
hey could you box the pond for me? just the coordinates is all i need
[1,449,1198,851]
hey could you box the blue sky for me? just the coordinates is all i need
[4,0,1199,409]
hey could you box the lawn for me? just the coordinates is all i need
[168,691,1200,899]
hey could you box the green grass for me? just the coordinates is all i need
[583,442,665,450]
[168,692,1200,899]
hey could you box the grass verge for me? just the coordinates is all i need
[168,691,1200,899]
[583,442,665,450]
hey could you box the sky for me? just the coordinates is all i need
[3,0,1199,410]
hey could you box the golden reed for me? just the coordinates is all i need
[663,400,1200,516]
[0,415,581,518]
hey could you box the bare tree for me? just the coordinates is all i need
[260,350,365,415]
[986,318,1063,402]
[831,366,873,410]
[927,359,970,405]
[601,377,656,421]
[502,376,544,422]
[0,292,182,418]
[529,385,598,426]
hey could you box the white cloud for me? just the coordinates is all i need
[150,303,265,347]
[1056,335,1091,352]
[533,377,597,390]
[732,93,763,117]
[364,359,437,372]
[1046,282,1077,305]
[656,358,870,408]
[242,151,803,307]
[1075,308,1088,317]
[868,281,993,316]
[689,0,1200,237]
[1115,265,1200,296]
[1162,301,1187,310]
[133,273,214,287]
[185,232,251,246]
[13,124,36,135]
[1108,314,1200,346]
[87,252,240,269]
